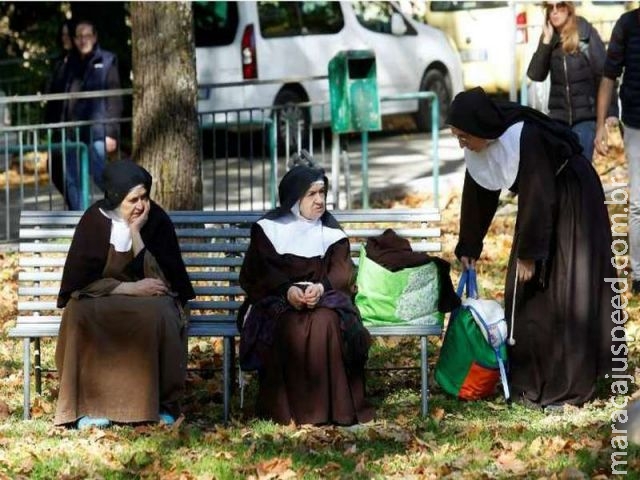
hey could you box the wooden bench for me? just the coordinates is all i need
[9,209,443,422]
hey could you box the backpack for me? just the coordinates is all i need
[434,268,510,401]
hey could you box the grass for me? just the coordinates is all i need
[0,146,638,478]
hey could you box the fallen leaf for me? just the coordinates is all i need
[431,407,445,422]
[0,400,10,419]
[256,457,294,480]
[560,467,586,479]
[495,451,528,475]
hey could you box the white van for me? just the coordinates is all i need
[194,1,464,145]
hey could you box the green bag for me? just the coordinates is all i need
[355,246,443,326]
[434,269,509,401]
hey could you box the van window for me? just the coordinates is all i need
[258,2,344,38]
[353,1,415,35]
[585,1,627,5]
[429,1,508,12]
[194,1,239,47]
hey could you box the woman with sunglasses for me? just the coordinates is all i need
[527,1,618,161]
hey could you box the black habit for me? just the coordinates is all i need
[450,88,617,407]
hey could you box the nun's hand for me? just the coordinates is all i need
[460,256,476,271]
[129,199,150,233]
[287,285,306,310]
[516,259,535,283]
[303,283,324,309]
[113,278,167,297]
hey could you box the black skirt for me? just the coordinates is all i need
[505,155,618,407]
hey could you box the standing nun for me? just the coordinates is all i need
[238,154,374,425]
[447,87,617,410]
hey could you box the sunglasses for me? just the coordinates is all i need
[545,2,568,12]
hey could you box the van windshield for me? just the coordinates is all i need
[194,1,239,47]
[430,1,508,12]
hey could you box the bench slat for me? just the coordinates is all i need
[19,272,63,281]
[19,257,67,267]
[188,272,239,282]
[19,287,60,296]
[192,286,244,295]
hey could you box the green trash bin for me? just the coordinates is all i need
[328,50,381,134]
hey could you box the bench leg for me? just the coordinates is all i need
[35,338,42,395]
[420,336,428,418]
[223,337,232,423]
[23,338,31,420]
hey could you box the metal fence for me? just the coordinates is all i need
[0,88,440,243]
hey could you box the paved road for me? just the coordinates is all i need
[0,130,466,243]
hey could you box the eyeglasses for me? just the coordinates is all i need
[545,2,568,12]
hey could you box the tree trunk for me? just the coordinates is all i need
[131,2,202,210]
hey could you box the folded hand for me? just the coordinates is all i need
[303,283,324,309]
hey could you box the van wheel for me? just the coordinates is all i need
[416,69,452,132]
[273,88,310,154]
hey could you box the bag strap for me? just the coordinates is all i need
[456,267,479,299]
[455,269,468,298]
[465,303,511,401]
[467,268,479,299]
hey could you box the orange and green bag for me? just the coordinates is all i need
[434,269,509,401]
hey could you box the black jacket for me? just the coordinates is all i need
[604,8,640,129]
[527,16,618,126]
[63,44,123,141]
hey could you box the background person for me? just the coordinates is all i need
[63,19,122,210]
[238,155,374,426]
[54,160,195,429]
[448,87,616,411]
[595,7,640,294]
[44,18,76,197]
[527,1,618,161]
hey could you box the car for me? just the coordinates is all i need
[193,1,464,147]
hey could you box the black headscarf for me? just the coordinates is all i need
[263,155,341,229]
[278,164,328,212]
[446,87,582,156]
[100,160,152,209]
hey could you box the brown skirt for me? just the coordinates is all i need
[255,306,374,426]
[54,295,186,425]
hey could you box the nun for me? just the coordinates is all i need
[55,160,195,428]
[238,153,374,426]
[448,87,617,410]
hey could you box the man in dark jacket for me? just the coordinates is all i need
[595,8,640,294]
[63,19,122,210]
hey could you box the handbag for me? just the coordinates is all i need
[434,268,510,401]
[354,245,444,326]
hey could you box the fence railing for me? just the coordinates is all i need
[0,88,441,243]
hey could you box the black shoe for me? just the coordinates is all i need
[512,394,543,412]
[632,280,640,295]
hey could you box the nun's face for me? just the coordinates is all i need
[450,127,492,152]
[118,184,149,223]
[299,182,326,221]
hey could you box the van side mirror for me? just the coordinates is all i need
[390,13,407,36]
